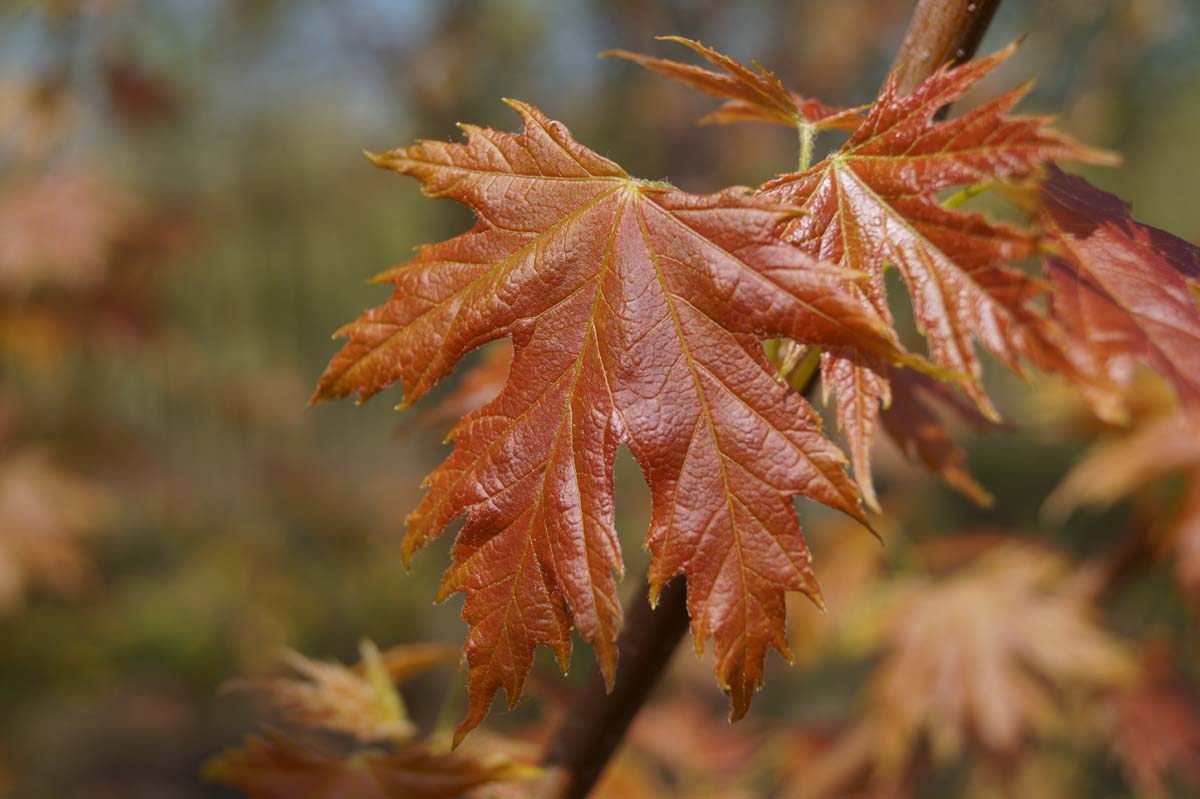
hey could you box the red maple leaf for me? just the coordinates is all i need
[616,40,1116,505]
[604,37,865,132]
[314,101,913,740]
[758,44,1114,506]
[1038,166,1200,419]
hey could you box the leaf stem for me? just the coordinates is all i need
[942,182,990,209]
[798,123,815,172]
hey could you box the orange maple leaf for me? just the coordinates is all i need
[760,44,1114,507]
[865,544,1131,776]
[314,100,915,740]
[617,40,1116,508]
[604,37,865,133]
[877,365,996,506]
[1038,166,1200,420]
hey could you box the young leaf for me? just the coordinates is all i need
[1038,166,1200,418]
[314,101,914,740]
[205,732,531,799]
[760,44,1114,499]
[1045,412,1200,605]
[604,37,864,132]
[235,641,456,744]
[868,545,1132,772]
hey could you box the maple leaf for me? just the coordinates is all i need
[1038,166,1200,419]
[205,732,531,799]
[866,544,1131,773]
[1045,412,1200,604]
[604,37,864,140]
[314,100,915,740]
[235,640,456,744]
[1108,643,1200,798]
[0,448,112,614]
[755,43,1114,503]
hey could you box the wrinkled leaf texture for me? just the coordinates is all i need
[1039,166,1200,419]
[617,39,1115,507]
[759,43,1114,506]
[314,100,914,741]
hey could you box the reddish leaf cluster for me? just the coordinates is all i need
[314,35,1200,740]
[1038,166,1200,420]
[314,99,912,739]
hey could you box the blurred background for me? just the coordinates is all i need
[1,1,1199,797]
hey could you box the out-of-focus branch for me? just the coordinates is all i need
[541,576,691,799]
[890,0,1003,94]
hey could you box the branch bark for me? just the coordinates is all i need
[541,575,691,799]
[538,3,1006,795]
[890,0,1003,95]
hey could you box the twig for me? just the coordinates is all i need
[541,576,691,799]
[890,0,1003,95]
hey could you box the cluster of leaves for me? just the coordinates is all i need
[793,518,1200,799]
[215,637,796,799]
[207,641,535,799]
[212,515,1200,799]
[0,74,143,615]
[313,33,1200,742]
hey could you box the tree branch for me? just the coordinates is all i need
[890,0,1003,95]
[541,575,691,799]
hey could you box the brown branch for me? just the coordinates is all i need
[541,576,691,799]
[890,0,1003,95]
[537,4,1007,795]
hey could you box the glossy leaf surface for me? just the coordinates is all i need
[760,44,1112,498]
[1039,166,1200,418]
[314,101,910,740]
